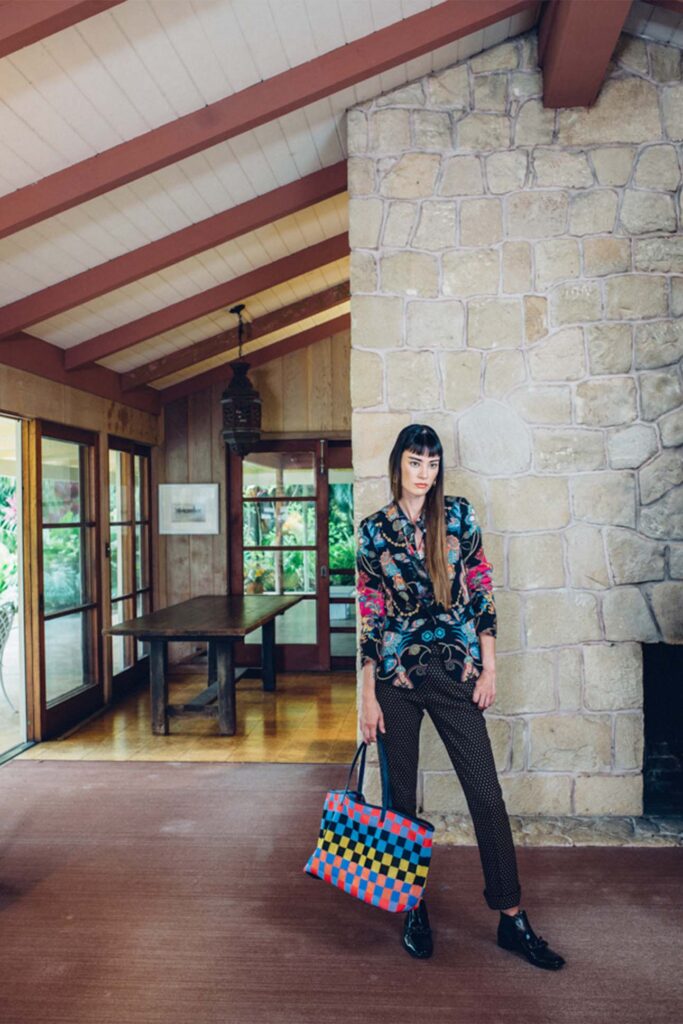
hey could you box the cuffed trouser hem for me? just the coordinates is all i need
[483,886,522,911]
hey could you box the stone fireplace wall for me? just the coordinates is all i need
[349,31,682,816]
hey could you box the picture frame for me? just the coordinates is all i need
[158,483,219,535]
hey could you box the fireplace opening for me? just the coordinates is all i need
[643,642,683,815]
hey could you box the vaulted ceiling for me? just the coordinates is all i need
[0,0,681,414]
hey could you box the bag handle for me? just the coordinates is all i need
[343,737,394,817]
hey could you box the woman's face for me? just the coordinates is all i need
[399,448,440,499]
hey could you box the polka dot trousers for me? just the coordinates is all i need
[375,643,522,911]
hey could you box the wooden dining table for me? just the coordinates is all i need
[104,594,303,736]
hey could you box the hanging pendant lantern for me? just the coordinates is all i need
[221,303,262,456]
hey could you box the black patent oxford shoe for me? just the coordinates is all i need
[497,909,566,969]
[402,899,433,959]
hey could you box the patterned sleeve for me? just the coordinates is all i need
[460,498,497,638]
[356,517,387,666]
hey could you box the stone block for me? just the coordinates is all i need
[353,477,390,520]
[640,367,682,420]
[489,476,570,531]
[557,78,662,144]
[510,720,525,770]
[534,428,604,473]
[471,40,519,72]
[533,149,593,188]
[586,324,632,375]
[382,201,416,247]
[651,582,683,643]
[575,378,638,426]
[550,282,601,325]
[528,327,585,381]
[348,156,375,195]
[352,411,408,477]
[557,647,583,710]
[648,41,682,83]
[515,99,554,144]
[379,153,441,198]
[349,197,383,249]
[602,587,658,642]
[376,81,425,107]
[494,650,556,713]
[566,524,609,588]
[634,144,680,190]
[673,278,683,317]
[351,295,403,349]
[485,151,528,193]
[467,298,523,348]
[508,533,564,589]
[605,275,668,319]
[535,238,580,290]
[412,110,452,150]
[574,775,643,815]
[620,190,677,234]
[605,528,666,583]
[635,321,683,370]
[510,71,542,102]
[501,775,573,815]
[458,402,531,475]
[569,190,618,235]
[494,590,523,653]
[583,642,643,711]
[509,385,572,424]
[525,592,602,647]
[413,201,457,250]
[524,296,548,344]
[614,36,648,74]
[442,248,499,297]
[660,407,683,447]
[460,197,503,246]
[369,108,411,152]
[529,714,612,771]
[662,83,683,139]
[583,237,630,277]
[640,490,683,541]
[380,251,438,297]
[426,64,469,108]
[421,772,469,814]
[473,74,507,112]
[441,351,482,411]
[457,113,510,150]
[633,238,683,273]
[502,241,532,293]
[572,472,636,527]
[347,109,368,156]
[607,423,657,469]
[386,351,439,409]
[640,449,683,504]
[614,713,645,771]
[439,155,484,196]
[406,299,464,350]
[350,349,383,408]
[507,190,568,237]
[590,146,635,186]
[484,350,526,398]
[350,251,376,293]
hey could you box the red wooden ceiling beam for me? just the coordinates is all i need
[0,0,535,238]
[0,1,124,58]
[160,313,351,405]
[63,232,349,370]
[122,281,349,391]
[0,332,160,414]
[0,162,346,341]
[539,0,632,107]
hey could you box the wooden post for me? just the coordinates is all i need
[262,617,276,691]
[150,639,168,734]
[215,638,236,735]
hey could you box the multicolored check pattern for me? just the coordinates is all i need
[304,789,434,912]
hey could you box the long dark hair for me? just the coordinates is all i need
[388,424,451,609]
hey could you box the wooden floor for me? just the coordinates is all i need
[19,669,358,763]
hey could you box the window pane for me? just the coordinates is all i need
[243,549,317,595]
[42,438,83,524]
[135,524,149,590]
[45,610,96,703]
[109,449,129,522]
[111,599,133,676]
[243,500,316,547]
[328,469,355,575]
[242,451,315,498]
[110,524,133,599]
[136,591,150,660]
[245,598,317,646]
[134,455,149,521]
[43,526,85,612]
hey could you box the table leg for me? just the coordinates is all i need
[150,639,169,735]
[262,618,276,692]
[215,639,236,736]
[208,641,217,684]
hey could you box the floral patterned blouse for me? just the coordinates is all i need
[356,495,497,688]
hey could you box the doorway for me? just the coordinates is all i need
[228,439,356,672]
[0,415,27,758]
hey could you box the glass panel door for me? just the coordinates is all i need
[37,424,103,737]
[328,466,356,658]
[0,415,27,756]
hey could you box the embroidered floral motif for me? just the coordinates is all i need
[356,495,496,688]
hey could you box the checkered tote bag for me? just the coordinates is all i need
[303,738,434,912]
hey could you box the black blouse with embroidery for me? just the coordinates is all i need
[355,495,496,688]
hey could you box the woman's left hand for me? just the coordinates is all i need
[467,666,496,710]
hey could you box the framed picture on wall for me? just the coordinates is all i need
[158,483,219,535]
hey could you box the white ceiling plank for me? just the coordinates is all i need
[151,0,230,106]
[304,0,346,53]
[337,0,376,44]
[267,0,319,67]
[231,0,291,79]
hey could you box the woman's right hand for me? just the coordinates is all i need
[360,692,386,745]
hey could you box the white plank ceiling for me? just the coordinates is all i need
[0,0,677,388]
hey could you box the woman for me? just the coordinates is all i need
[356,424,565,969]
